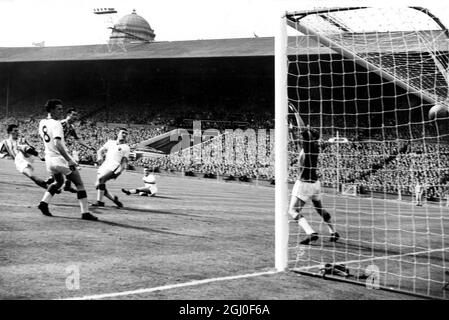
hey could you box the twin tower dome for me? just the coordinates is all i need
[109,9,156,43]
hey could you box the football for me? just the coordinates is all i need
[429,104,449,120]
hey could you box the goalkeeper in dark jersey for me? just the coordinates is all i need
[288,126,339,245]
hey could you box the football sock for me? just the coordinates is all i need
[97,184,105,202]
[41,191,53,204]
[77,190,88,213]
[97,190,104,202]
[298,217,315,235]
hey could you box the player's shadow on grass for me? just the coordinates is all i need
[54,203,83,208]
[125,194,179,200]
[0,181,38,189]
[55,215,207,238]
[97,219,201,237]
[119,206,207,218]
[55,203,205,218]
[152,195,179,200]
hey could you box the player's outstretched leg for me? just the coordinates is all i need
[138,187,154,196]
[67,170,98,221]
[103,186,123,207]
[22,168,48,189]
[94,170,123,208]
[93,173,109,207]
[122,188,152,196]
[63,179,78,194]
[93,171,115,207]
[38,173,64,217]
[288,195,318,245]
[312,199,339,242]
[93,182,106,207]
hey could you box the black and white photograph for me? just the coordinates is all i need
[0,0,448,305]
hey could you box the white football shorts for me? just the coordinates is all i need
[15,152,33,174]
[97,162,121,178]
[146,184,158,195]
[292,180,322,202]
[45,155,72,175]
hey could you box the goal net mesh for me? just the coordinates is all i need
[285,7,449,298]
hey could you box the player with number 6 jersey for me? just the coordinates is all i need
[37,99,98,221]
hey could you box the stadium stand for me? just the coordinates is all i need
[2,105,448,202]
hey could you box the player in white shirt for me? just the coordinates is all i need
[0,124,49,189]
[92,128,130,207]
[122,166,158,197]
[415,181,425,206]
[37,99,97,221]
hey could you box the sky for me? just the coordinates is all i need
[0,0,449,47]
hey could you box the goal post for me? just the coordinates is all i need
[276,6,449,299]
[274,13,289,272]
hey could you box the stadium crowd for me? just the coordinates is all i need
[1,103,448,201]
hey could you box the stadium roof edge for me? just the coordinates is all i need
[0,37,279,63]
[1,36,273,49]
[0,31,447,63]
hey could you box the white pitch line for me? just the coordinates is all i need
[58,270,279,300]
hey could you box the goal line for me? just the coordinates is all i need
[58,270,278,300]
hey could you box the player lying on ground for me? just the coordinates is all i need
[92,128,130,208]
[122,166,158,197]
[288,126,339,245]
[0,124,51,189]
[37,99,98,221]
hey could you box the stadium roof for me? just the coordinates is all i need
[0,31,447,63]
[0,37,279,63]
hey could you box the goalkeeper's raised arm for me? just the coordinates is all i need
[288,103,306,145]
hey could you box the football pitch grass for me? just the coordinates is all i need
[0,159,437,300]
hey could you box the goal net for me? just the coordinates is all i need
[275,6,449,299]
